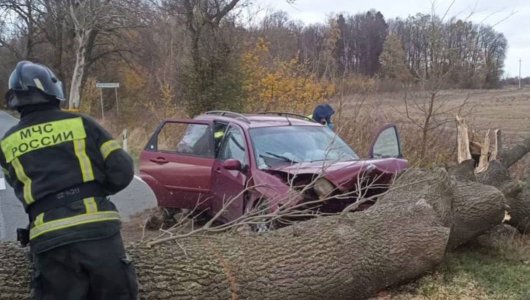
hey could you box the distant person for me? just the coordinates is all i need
[0,61,138,299]
[311,103,335,130]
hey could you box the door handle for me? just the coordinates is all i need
[215,167,222,173]
[150,157,169,164]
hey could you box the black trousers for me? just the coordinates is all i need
[31,233,138,300]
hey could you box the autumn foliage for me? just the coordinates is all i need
[242,39,336,114]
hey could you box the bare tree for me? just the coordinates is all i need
[67,0,139,109]
[0,0,40,59]
[167,0,245,115]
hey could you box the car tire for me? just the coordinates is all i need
[248,199,276,233]
[145,207,179,230]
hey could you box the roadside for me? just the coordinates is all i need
[372,226,530,300]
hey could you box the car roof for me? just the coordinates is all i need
[194,112,323,129]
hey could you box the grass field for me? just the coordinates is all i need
[370,226,530,300]
[340,88,530,134]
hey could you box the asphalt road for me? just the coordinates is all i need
[0,110,157,241]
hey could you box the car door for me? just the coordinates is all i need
[210,125,249,222]
[369,124,404,159]
[139,120,215,210]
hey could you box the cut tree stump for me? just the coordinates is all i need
[455,116,530,234]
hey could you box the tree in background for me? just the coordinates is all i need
[67,0,143,109]
[333,11,388,77]
[0,3,510,131]
[241,38,335,113]
[390,14,507,89]
[379,33,413,84]
[0,0,145,110]
[171,0,244,116]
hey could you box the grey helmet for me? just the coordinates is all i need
[5,61,65,109]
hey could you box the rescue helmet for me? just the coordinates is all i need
[4,61,65,109]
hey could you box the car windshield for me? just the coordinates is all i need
[250,126,359,169]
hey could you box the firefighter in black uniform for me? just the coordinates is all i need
[0,61,138,299]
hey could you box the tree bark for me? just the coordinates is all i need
[472,159,530,233]
[0,167,509,299]
[499,137,530,169]
[0,201,449,300]
[68,30,91,109]
[377,167,505,249]
[454,116,529,234]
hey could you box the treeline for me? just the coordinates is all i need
[502,77,530,86]
[391,15,507,89]
[0,0,508,122]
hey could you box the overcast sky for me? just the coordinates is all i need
[256,0,530,77]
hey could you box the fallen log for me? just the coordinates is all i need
[475,154,530,234]
[455,116,530,234]
[378,167,505,249]
[0,166,508,300]
[1,198,448,300]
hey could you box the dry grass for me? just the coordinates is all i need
[334,87,530,173]
[339,88,530,135]
[371,226,530,300]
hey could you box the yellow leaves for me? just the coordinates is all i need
[159,82,179,119]
[122,67,147,92]
[242,38,336,114]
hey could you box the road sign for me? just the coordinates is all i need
[96,82,120,88]
[95,82,121,121]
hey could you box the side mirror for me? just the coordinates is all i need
[370,125,402,159]
[222,159,242,171]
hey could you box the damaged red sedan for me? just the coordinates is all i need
[139,111,408,228]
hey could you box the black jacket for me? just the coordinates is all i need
[0,107,133,253]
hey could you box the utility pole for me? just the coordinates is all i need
[519,58,522,89]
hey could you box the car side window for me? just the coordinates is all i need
[372,126,401,159]
[218,127,247,165]
[157,122,213,158]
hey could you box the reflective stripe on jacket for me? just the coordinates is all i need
[0,107,133,252]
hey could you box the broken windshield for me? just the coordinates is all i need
[250,126,359,169]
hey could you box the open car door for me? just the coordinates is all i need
[369,124,403,159]
[139,120,215,210]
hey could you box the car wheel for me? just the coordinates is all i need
[248,199,276,233]
[145,207,179,230]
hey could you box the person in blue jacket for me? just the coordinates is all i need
[311,104,335,130]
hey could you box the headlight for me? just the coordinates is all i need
[313,178,335,198]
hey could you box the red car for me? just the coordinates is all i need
[139,111,408,228]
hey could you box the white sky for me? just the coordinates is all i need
[254,0,530,77]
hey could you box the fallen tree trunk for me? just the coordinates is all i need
[499,137,530,169]
[455,117,530,234]
[475,158,530,233]
[1,198,449,300]
[377,167,505,249]
[0,165,508,299]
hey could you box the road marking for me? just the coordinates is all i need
[0,178,5,190]
[0,186,6,240]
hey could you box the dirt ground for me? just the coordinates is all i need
[121,208,161,243]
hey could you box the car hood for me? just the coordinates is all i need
[267,158,408,190]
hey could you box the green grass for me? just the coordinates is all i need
[379,227,530,300]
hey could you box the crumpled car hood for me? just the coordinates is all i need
[268,158,408,190]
